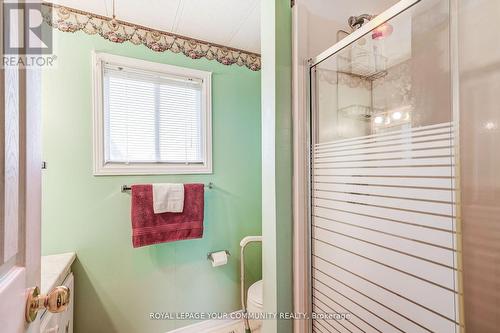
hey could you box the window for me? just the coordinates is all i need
[92,52,212,175]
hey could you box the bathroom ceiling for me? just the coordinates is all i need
[45,0,261,53]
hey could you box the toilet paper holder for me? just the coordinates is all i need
[207,250,231,261]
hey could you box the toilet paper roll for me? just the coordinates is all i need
[210,251,228,267]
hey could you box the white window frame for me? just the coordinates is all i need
[92,52,212,175]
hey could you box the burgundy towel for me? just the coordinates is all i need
[131,184,204,248]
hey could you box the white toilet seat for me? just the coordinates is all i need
[247,280,263,309]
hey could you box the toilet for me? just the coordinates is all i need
[246,279,263,332]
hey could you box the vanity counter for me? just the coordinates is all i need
[40,252,76,333]
[41,252,76,295]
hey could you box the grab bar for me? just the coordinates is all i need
[240,235,262,332]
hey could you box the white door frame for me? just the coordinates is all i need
[291,2,311,332]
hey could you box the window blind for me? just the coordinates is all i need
[103,64,203,164]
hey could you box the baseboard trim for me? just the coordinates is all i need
[167,310,244,333]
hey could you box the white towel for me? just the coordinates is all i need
[152,183,184,214]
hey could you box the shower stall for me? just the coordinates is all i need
[305,0,500,332]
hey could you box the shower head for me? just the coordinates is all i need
[347,14,394,40]
[348,14,374,31]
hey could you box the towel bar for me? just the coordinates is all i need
[121,182,214,193]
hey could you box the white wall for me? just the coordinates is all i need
[459,1,500,332]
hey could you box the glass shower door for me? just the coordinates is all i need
[310,1,461,332]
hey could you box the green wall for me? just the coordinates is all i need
[42,30,262,333]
